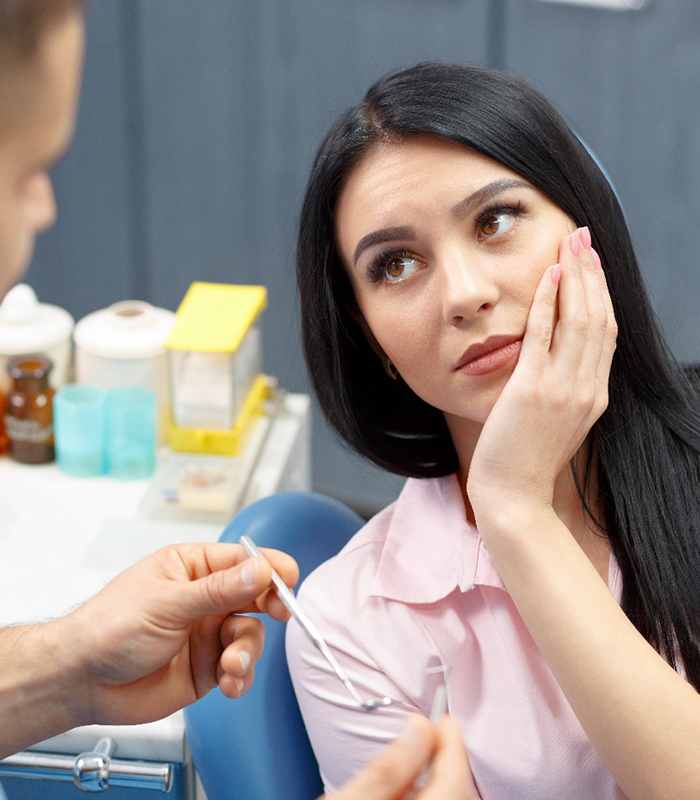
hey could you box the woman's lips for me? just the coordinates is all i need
[455,336,523,377]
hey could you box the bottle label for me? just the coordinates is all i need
[4,415,53,444]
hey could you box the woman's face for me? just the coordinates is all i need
[335,135,574,430]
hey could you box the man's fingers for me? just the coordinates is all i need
[419,717,479,800]
[329,717,434,800]
[255,586,293,621]
[218,615,265,675]
[197,543,299,590]
[178,546,299,620]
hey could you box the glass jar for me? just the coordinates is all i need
[5,355,55,464]
[0,390,8,455]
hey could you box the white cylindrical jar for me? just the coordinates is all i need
[0,284,74,393]
[73,300,176,442]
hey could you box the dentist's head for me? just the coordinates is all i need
[0,0,86,296]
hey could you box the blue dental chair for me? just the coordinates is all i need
[184,492,364,800]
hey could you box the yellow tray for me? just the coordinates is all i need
[167,374,269,455]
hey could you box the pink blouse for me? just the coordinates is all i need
[286,474,629,799]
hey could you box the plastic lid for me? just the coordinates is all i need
[0,284,75,354]
[166,283,267,353]
[74,301,176,359]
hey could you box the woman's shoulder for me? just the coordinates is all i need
[297,473,463,609]
[297,488,402,603]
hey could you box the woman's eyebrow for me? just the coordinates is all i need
[350,179,532,266]
[352,226,415,266]
[451,178,533,219]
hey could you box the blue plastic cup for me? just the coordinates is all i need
[106,387,156,480]
[54,385,108,477]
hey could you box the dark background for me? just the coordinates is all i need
[26,0,700,514]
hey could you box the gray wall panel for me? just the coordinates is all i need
[25,4,136,319]
[31,2,700,514]
[503,0,700,362]
[132,0,492,513]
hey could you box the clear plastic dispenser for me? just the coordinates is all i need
[73,300,176,443]
[166,283,268,455]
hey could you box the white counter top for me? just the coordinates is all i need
[0,393,310,762]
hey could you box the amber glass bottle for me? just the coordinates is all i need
[5,356,55,464]
[0,390,8,455]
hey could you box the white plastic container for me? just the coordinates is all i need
[73,301,176,442]
[0,284,74,393]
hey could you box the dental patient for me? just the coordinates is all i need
[287,62,700,800]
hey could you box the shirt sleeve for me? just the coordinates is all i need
[285,567,422,793]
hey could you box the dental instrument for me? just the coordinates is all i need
[239,534,401,712]
[415,673,448,788]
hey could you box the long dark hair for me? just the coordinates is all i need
[297,62,700,689]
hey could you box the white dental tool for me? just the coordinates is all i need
[415,675,449,789]
[239,534,401,712]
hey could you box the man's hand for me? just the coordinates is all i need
[330,716,479,800]
[59,542,298,725]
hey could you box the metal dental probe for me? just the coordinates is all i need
[239,534,400,712]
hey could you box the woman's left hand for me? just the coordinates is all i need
[467,227,617,520]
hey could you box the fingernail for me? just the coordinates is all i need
[238,650,251,672]
[570,231,580,258]
[241,559,258,587]
[551,263,562,285]
[592,249,602,271]
[235,678,245,694]
[580,226,592,251]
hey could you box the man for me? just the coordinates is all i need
[0,3,474,797]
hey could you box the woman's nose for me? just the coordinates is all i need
[440,250,499,324]
[24,172,57,233]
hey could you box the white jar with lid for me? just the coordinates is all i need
[0,284,74,393]
[74,300,176,442]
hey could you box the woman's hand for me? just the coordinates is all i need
[328,716,479,800]
[467,227,617,520]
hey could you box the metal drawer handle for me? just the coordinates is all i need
[0,738,173,793]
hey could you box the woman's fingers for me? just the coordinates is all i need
[549,229,612,406]
[578,235,611,371]
[514,226,613,439]
[550,229,595,371]
[591,250,618,409]
[517,261,562,372]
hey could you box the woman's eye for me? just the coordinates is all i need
[478,211,517,240]
[383,255,422,282]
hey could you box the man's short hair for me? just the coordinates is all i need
[0,0,87,64]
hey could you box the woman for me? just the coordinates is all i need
[286,63,700,800]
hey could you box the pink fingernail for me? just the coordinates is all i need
[580,226,592,251]
[551,263,562,285]
[592,249,602,271]
[570,231,580,258]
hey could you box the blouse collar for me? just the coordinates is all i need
[369,474,507,603]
